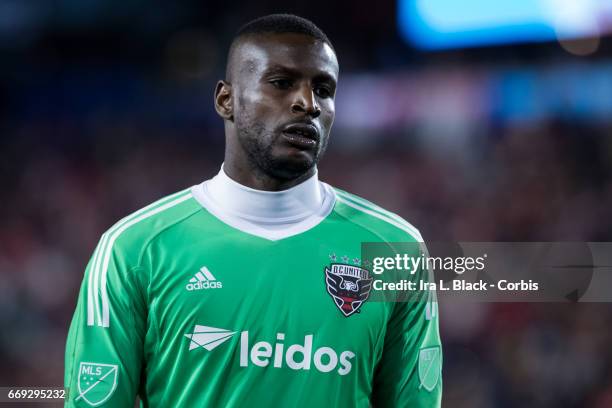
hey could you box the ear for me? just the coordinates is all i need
[214,80,233,121]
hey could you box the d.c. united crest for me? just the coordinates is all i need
[325,263,373,317]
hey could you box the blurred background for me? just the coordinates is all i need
[1,0,612,406]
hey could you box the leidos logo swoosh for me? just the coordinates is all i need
[184,325,236,350]
[185,325,355,376]
[186,267,222,291]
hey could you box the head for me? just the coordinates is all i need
[215,14,339,188]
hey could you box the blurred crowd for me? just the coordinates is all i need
[1,1,612,407]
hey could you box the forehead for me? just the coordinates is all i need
[232,33,339,80]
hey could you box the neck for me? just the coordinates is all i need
[223,156,316,192]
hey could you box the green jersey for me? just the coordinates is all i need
[65,183,442,407]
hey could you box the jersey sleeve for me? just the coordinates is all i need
[371,243,442,408]
[64,234,147,407]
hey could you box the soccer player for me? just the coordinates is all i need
[65,14,442,407]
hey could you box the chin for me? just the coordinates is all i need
[265,154,316,180]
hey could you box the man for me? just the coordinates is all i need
[65,14,441,407]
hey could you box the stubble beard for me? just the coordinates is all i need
[235,115,324,181]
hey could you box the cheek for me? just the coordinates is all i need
[321,103,335,128]
[237,85,278,116]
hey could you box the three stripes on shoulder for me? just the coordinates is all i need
[334,189,422,242]
[87,189,193,328]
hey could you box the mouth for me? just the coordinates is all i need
[281,123,319,149]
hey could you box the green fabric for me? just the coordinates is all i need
[65,188,442,407]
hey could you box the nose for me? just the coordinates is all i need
[291,84,321,118]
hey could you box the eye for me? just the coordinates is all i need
[270,79,293,90]
[314,86,333,99]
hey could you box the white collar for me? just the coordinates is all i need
[191,165,336,240]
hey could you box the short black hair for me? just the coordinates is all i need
[233,14,334,51]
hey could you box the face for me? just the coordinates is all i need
[221,33,339,181]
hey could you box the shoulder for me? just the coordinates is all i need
[329,185,423,243]
[99,187,201,262]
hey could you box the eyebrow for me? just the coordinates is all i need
[262,64,337,84]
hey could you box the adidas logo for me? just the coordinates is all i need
[186,267,222,291]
